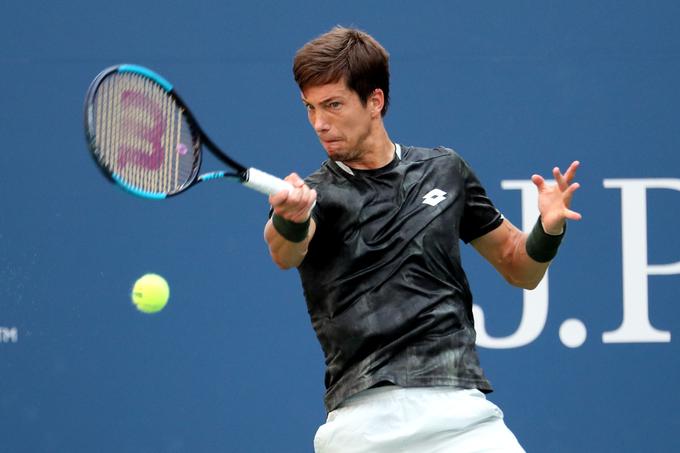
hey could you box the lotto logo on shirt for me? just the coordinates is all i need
[422,188,447,206]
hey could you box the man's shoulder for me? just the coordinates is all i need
[304,160,339,188]
[401,145,465,163]
[401,145,469,176]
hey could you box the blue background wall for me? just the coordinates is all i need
[1,1,678,451]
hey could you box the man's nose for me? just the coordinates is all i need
[312,111,330,133]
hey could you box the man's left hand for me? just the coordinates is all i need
[531,160,582,234]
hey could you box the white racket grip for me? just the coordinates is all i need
[242,167,293,195]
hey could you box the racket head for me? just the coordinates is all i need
[84,64,202,199]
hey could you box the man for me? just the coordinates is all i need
[264,26,580,452]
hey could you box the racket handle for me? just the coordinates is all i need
[242,167,293,195]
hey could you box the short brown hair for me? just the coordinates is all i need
[293,26,390,116]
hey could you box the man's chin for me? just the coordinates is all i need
[323,144,347,160]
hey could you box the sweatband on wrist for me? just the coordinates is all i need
[525,217,566,263]
[272,214,310,243]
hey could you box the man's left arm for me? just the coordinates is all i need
[471,161,581,290]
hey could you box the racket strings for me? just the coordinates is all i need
[92,73,197,195]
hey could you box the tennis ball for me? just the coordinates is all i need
[131,274,170,314]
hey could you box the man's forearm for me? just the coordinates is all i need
[264,218,316,269]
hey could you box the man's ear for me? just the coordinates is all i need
[369,89,385,117]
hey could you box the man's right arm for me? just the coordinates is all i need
[264,173,317,269]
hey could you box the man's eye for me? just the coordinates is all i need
[329,102,342,109]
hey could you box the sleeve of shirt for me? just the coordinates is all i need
[457,157,504,244]
[304,177,324,228]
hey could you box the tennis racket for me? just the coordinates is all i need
[84,64,291,199]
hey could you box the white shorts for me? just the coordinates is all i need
[314,386,525,453]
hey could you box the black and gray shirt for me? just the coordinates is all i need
[299,145,504,412]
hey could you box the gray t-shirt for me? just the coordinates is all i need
[298,145,503,412]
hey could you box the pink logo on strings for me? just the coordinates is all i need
[117,90,165,170]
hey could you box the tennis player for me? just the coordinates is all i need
[264,26,580,452]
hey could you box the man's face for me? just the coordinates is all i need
[301,80,377,164]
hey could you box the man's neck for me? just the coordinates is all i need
[340,129,394,170]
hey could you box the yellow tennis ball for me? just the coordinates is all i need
[131,274,170,313]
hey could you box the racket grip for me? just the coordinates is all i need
[242,167,293,195]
